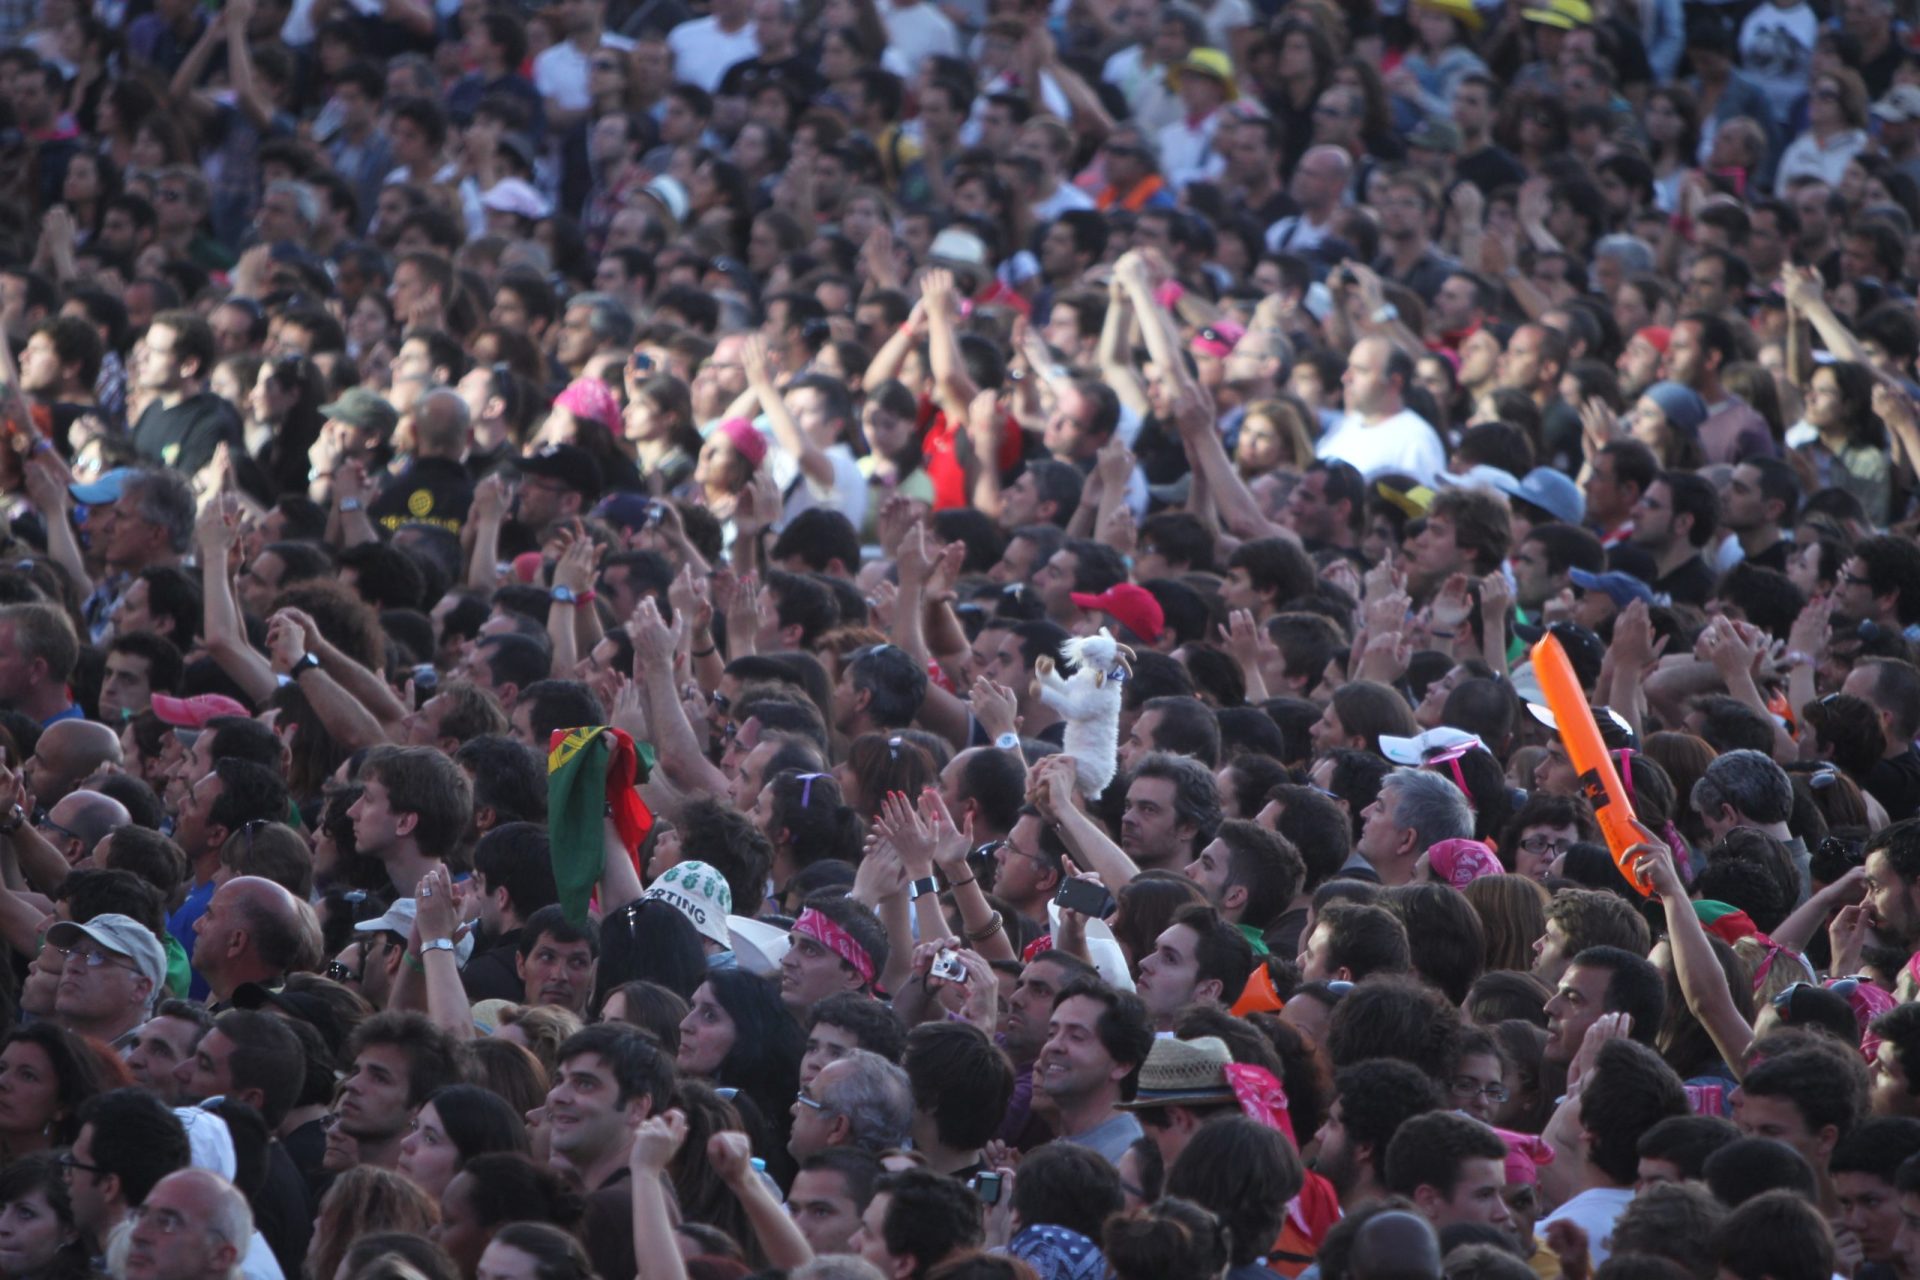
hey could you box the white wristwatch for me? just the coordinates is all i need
[422,938,456,955]
[994,732,1020,751]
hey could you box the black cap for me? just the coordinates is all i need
[231,982,350,1060]
[516,443,605,501]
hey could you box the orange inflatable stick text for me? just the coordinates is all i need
[1530,632,1651,895]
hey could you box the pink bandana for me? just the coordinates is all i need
[554,377,622,436]
[717,417,769,468]
[1427,838,1502,889]
[1491,1127,1554,1187]
[1224,1063,1295,1145]
[1840,977,1896,1063]
[792,908,875,987]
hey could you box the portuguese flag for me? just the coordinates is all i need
[547,726,655,929]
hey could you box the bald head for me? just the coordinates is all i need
[29,720,124,805]
[198,876,310,998]
[414,389,471,457]
[129,1168,250,1280]
[49,790,132,860]
[1302,144,1354,178]
[1351,1211,1442,1280]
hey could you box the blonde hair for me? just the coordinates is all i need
[308,1168,438,1280]
[1240,395,1318,471]
[494,1004,586,1077]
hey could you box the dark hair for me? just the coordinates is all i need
[901,1021,1015,1152]
[74,1087,191,1205]
[702,967,806,1132]
[673,798,774,918]
[1635,1114,1741,1181]
[1324,975,1463,1078]
[874,1169,984,1274]
[1581,1039,1689,1185]
[472,822,558,920]
[553,1022,676,1115]
[1050,977,1156,1098]
[2,1023,119,1145]
[808,992,909,1062]
[1385,1110,1509,1200]
[1387,883,1486,1005]
[1713,1190,1834,1280]
[597,901,706,1006]
[1313,902,1411,982]
[454,1153,585,1232]
[1007,1141,1123,1241]
[1165,1116,1304,1266]
[420,1082,530,1165]
[212,1009,306,1128]
[346,1011,463,1110]
[1740,1046,1866,1144]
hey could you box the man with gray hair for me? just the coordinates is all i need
[789,1049,913,1161]
[252,181,319,250]
[48,912,167,1048]
[1591,234,1656,299]
[1690,749,1808,896]
[81,468,197,642]
[121,1167,252,1280]
[1356,769,1474,886]
[0,602,85,724]
[555,291,636,379]
[36,790,131,867]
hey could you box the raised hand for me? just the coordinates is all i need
[630,597,676,670]
[970,676,1019,740]
[631,1108,689,1173]
[1428,573,1474,633]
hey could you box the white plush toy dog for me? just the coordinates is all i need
[1033,628,1137,797]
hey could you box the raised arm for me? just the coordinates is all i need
[1031,756,1139,894]
[711,1132,813,1270]
[921,268,980,423]
[198,496,280,705]
[744,334,834,490]
[413,864,476,1041]
[1633,826,1755,1074]
[631,599,732,798]
[270,611,392,752]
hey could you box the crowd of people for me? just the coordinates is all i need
[7,0,1920,1280]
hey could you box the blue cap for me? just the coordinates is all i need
[1643,381,1709,436]
[1503,467,1586,526]
[69,467,138,507]
[593,492,655,531]
[1569,568,1656,608]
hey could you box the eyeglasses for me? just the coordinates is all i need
[56,1153,106,1176]
[794,1090,827,1111]
[1840,571,1873,587]
[1449,1076,1511,1103]
[37,817,83,845]
[1518,834,1573,856]
[325,960,362,984]
[130,1205,227,1242]
[156,189,187,203]
[52,944,135,971]
[1813,86,1842,100]
[1772,977,1859,1015]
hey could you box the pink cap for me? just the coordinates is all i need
[150,693,251,729]
[1426,838,1503,889]
[1191,320,1247,359]
[716,417,768,468]
[554,377,622,436]
[1491,1127,1554,1186]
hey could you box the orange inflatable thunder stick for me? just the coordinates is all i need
[1529,632,1652,895]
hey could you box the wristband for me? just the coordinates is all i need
[691,644,717,658]
[289,653,322,678]
[907,875,940,901]
[404,951,425,973]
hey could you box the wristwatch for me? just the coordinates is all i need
[422,938,456,956]
[338,497,362,512]
[0,804,22,835]
[289,653,321,679]
[552,585,577,604]
[994,732,1020,751]
[1370,303,1400,324]
[907,875,940,901]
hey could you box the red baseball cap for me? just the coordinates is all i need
[150,693,251,729]
[1069,583,1165,644]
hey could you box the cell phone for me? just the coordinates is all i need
[631,351,654,373]
[1055,877,1113,918]
[931,948,968,983]
[971,1172,1003,1205]
[412,663,439,694]
[645,501,665,527]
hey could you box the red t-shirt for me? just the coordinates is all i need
[919,396,1025,510]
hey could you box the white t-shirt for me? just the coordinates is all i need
[882,0,960,72]
[666,16,761,92]
[1314,408,1446,485]
[1031,181,1095,221]
[534,34,638,111]
[766,437,869,534]
[1738,2,1818,123]
[1539,1186,1634,1268]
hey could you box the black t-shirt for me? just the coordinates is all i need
[130,391,243,477]
[1867,747,1920,824]
[718,53,824,102]
[370,455,476,535]
[1455,145,1528,195]
[254,1141,315,1279]
[1745,539,1791,573]
[1656,555,1717,606]
[460,927,527,1004]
